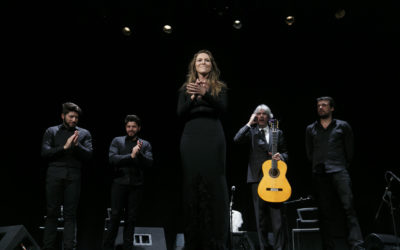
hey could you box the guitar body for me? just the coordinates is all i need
[258,159,291,203]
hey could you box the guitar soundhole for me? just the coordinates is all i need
[269,168,280,178]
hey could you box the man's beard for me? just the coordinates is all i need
[63,120,76,129]
[319,113,330,119]
[127,132,137,139]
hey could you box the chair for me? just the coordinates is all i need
[39,205,74,249]
[291,207,321,250]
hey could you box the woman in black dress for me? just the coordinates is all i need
[177,49,229,250]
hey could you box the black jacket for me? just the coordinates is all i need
[109,136,153,185]
[234,124,288,183]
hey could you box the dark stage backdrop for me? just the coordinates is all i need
[2,0,399,249]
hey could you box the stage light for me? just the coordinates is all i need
[285,16,295,26]
[122,26,132,36]
[163,24,172,34]
[334,9,346,19]
[233,20,242,29]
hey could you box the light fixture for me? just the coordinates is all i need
[334,9,346,19]
[233,20,242,29]
[122,26,132,36]
[285,16,295,26]
[163,24,172,34]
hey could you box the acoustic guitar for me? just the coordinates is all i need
[257,119,291,203]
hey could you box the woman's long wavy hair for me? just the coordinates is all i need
[180,49,227,96]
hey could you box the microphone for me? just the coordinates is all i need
[387,171,400,183]
[230,186,236,208]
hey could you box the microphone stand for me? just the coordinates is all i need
[387,185,400,249]
[229,186,235,250]
[375,172,395,222]
[388,172,400,249]
[374,176,392,222]
[375,172,399,249]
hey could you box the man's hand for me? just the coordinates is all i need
[64,131,79,150]
[247,113,257,126]
[269,152,282,161]
[131,140,143,158]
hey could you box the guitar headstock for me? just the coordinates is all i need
[269,119,279,132]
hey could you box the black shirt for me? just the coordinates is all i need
[42,124,93,168]
[305,119,354,173]
[177,89,228,121]
[109,136,153,186]
[41,124,93,178]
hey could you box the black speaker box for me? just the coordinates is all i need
[172,231,258,250]
[0,225,40,250]
[114,226,167,250]
[365,233,400,250]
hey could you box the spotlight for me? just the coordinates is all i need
[163,24,172,34]
[334,9,346,19]
[233,20,242,29]
[122,26,132,36]
[285,16,295,26]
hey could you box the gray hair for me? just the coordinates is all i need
[253,104,274,119]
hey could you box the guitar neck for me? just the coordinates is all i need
[271,131,278,168]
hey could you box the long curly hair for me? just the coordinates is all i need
[180,49,227,96]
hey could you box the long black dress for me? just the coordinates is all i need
[177,88,229,250]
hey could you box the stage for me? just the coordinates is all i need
[1,0,400,249]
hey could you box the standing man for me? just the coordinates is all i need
[103,114,153,250]
[41,102,93,250]
[234,104,288,250]
[305,96,364,250]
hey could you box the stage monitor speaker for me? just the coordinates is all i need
[115,226,167,250]
[172,231,257,250]
[0,225,40,250]
[365,233,400,250]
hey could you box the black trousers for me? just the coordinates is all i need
[103,183,143,250]
[43,171,81,250]
[313,169,363,250]
[251,183,286,250]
